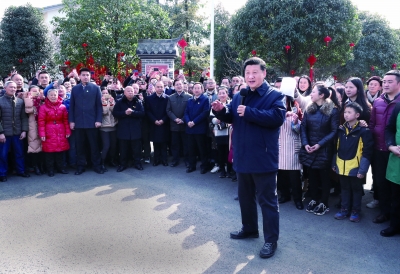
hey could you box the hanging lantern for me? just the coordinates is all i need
[64,60,71,66]
[333,75,338,81]
[349,42,355,49]
[82,43,88,48]
[251,50,257,56]
[392,63,397,69]
[307,54,317,82]
[177,38,188,66]
[371,66,375,72]
[18,59,23,64]
[120,52,125,57]
[290,70,295,76]
[324,36,332,47]
[41,65,46,69]
[284,45,291,54]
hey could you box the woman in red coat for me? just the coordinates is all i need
[38,89,71,177]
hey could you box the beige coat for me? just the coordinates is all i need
[101,103,118,128]
[24,97,42,153]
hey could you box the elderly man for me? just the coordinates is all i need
[166,79,192,167]
[113,85,145,172]
[0,81,30,181]
[69,68,103,175]
[212,57,286,259]
[11,74,26,97]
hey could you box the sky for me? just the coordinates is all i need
[0,0,399,29]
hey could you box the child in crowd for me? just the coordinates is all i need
[333,102,373,222]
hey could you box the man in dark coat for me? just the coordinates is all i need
[212,57,286,259]
[146,81,170,166]
[184,82,210,174]
[69,68,103,175]
[112,85,145,172]
[166,79,192,167]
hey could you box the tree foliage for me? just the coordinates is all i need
[0,4,53,79]
[336,11,400,80]
[52,0,171,76]
[230,0,362,79]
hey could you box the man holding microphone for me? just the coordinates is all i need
[211,57,286,258]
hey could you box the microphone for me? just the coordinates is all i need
[239,88,248,105]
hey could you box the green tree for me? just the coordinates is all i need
[0,4,53,79]
[162,0,209,80]
[230,0,362,79]
[52,0,171,76]
[336,11,400,80]
[214,4,241,82]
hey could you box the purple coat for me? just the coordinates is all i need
[369,93,400,151]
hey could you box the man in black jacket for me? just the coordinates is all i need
[69,68,103,175]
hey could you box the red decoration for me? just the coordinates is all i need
[82,43,88,48]
[324,36,332,47]
[177,38,188,66]
[285,45,291,54]
[371,66,375,72]
[392,63,397,69]
[18,59,23,64]
[41,65,46,69]
[251,50,257,56]
[290,70,295,76]
[333,75,338,81]
[349,42,355,49]
[307,54,317,82]
[65,60,71,66]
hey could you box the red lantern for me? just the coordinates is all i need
[41,65,46,69]
[82,43,88,48]
[65,60,71,66]
[290,70,295,76]
[284,45,291,54]
[371,66,375,72]
[333,75,338,81]
[392,63,397,69]
[307,54,317,82]
[18,59,23,64]
[120,52,125,57]
[349,42,355,49]
[177,38,188,66]
[324,36,332,46]
[251,50,257,56]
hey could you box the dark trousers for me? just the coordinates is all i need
[141,121,151,158]
[119,139,141,166]
[339,175,363,212]
[217,143,231,172]
[187,134,207,169]
[390,182,400,229]
[308,167,331,207]
[238,172,279,243]
[75,128,101,169]
[0,135,25,176]
[45,152,64,172]
[100,130,117,161]
[371,150,391,215]
[68,130,77,166]
[277,169,302,202]
[153,142,168,162]
[171,131,188,163]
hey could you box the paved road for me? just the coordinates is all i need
[0,163,399,273]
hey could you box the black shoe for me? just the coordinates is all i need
[200,168,207,174]
[184,161,190,168]
[380,226,400,237]
[33,166,42,175]
[0,176,7,182]
[186,167,196,173]
[162,161,168,166]
[230,229,259,239]
[259,242,278,258]
[57,169,69,174]
[134,164,143,171]
[17,173,30,178]
[109,159,118,167]
[117,166,127,172]
[231,173,237,182]
[278,197,290,204]
[48,172,55,177]
[170,161,179,167]
[373,214,390,224]
[74,168,85,175]
[153,160,160,166]
[295,201,304,210]
[219,171,227,178]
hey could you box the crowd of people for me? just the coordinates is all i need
[1,58,400,253]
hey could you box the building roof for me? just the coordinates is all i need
[136,36,182,59]
[42,4,63,12]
